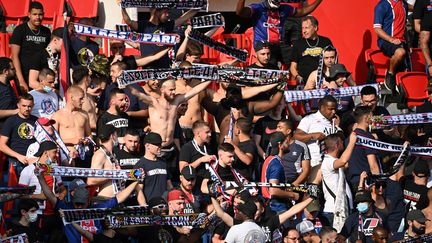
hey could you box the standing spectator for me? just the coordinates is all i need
[10,1,51,92]
[29,68,59,119]
[179,165,203,214]
[236,0,323,65]
[290,16,333,84]
[282,0,308,64]
[372,227,389,243]
[402,161,429,211]
[319,226,337,243]
[70,18,99,67]
[394,210,427,241]
[415,0,432,77]
[135,132,173,205]
[360,86,390,116]
[7,199,41,243]
[248,41,278,70]
[0,57,18,127]
[27,27,63,89]
[374,0,409,93]
[113,129,142,169]
[73,67,99,132]
[283,228,300,243]
[296,220,320,243]
[0,94,37,178]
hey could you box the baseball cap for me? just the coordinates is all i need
[69,179,86,191]
[167,189,184,202]
[269,132,286,156]
[254,41,270,52]
[354,190,374,203]
[306,199,320,213]
[98,124,116,141]
[235,200,257,219]
[37,117,56,126]
[407,210,427,224]
[51,27,64,39]
[34,141,57,157]
[144,132,162,146]
[72,187,89,204]
[148,196,167,208]
[296,220,315,234]
[413,162,430,177]
[181,165,196,180]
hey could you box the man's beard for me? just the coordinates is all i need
[115,105,123,113]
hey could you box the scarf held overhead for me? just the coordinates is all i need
[370,113,432,130]
[356,135,432,157]
[120,0,208,10]
[191,13,224,29]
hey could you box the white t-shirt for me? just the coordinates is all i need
[19,164,41,194]
[321,154,352,213]
[225,221,265,243]
[297,111,335,166]
[29,90,59,118]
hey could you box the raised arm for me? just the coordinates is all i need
[333,132,357,169]
[210,197,234,226]
[36,172,58,206]
[175,9,199,27]
[121,8,138,31]
[278,197,313,224]
[135,47,171,67]
[177,81,211,104]
[176,26,192,61]
[116,181,139,203]
[236,0,252,18]
[127,85,153,104]
[250,90,284,115]
[241,83,278,99]
[295,0,323,17]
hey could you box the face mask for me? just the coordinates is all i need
[412,224,425,235]
[27,212,38,223]
[356,202,369,214]
[45,156,53,165]
[43,86,53,93]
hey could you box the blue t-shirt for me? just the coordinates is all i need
[249,2,296,44]
[265,156,288,213]
[55,197,118,243]
[0,114,37,156]
[0,82,18,127]
[373,0,408,47]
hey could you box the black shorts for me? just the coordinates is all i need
[379,41,405,57]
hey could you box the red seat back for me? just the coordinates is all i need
[396,72,429,107]
[365,49,390,83]
[1,0,30,32]
[67,0,98,19]
[411,48,426,72]
[34,0,64,30]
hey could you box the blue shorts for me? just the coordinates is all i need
[379,41,405,57]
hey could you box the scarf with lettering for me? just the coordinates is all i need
[36,164,145,180]
[188,29,248,61]
[73,23,178,46]
[396,233,432,243]
[61,206,150,224]
[107,213,208,229]
[222,181,308,193]
[316,45,338,89]
[0,233,27,243]
[0,186,36,194]
[191,13,224,29]
[370,113,432,130]
[356,135,432,157]
[34,121,71,162]
[120,0,208,10]
[284,84,380,102]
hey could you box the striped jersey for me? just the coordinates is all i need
[374,0,408,46]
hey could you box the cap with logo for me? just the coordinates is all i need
[69,179,86,191]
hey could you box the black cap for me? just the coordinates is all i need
[236,200,257,219]
[52,27,64,39]
[237,188,253,202]
[254,41,270,52]
[354,190,374,203]
[72,187,89,204]
[147,196,167,208]
[413,162,430,177]
[407,210,427,224]
[98,124,116,141]
[181,165,197,180]
[34,141,57,157]
[327,64,351,81]
[269,132,286,156]
[144,132,162,146]
[226,84,241,95]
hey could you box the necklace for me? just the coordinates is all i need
[305,36,320,48]
[27,23,40,36]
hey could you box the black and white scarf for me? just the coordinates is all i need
[191,13,224,29]
[120,0,208,10]
[356,135,432,157]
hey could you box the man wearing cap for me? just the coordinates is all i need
[28,68,59,119]
[179,165,202,214]
[393,210,427,241]
[402,161,429,211]
[19,141,66,242]
[224,200,266,243]
[135,132,173,206]
[249,41,279,70]
[27,27,64,90]
[340,190,385,243]
[296,220,320,243]
[261,132,299,213]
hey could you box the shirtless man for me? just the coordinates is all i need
[128,79,211,149]
[143,79,161,99]
[87,124,123,200]
[72,66,98,131]
[51,86,91,166]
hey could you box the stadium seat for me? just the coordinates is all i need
[396,72,429,107]
[365,49,390,84]
[1,0,30,32]
[411,48,426,73]
[0,33,11,57]
[35,0,64,30]
[67,0,98,19]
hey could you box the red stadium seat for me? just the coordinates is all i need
[411,48,426,73]
[1,0,30,32]
[365,49,390,84]
[396,72,429,107]
[35,0,64,30]
[67,0,98,19]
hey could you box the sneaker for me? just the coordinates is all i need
[384,71,395,92]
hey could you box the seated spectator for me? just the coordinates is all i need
[7,199,41,243]
[29,68,59,118]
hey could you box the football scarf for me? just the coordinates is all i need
[107,213,209,229]
[396,233,432,243]
[191,13,224,29]
[120,0,208,10]
[73,23,178,46]
[356,135,432,157]
[370,113,432,130]
[284,84,380,102]
[36,164,145,180]
[61,206,150,223]
[0,233,27,243]
[34,120,71,162]
[188,29,248,61]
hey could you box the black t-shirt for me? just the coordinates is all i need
[0,81,18,128]
[108,55,138,70]
[113,147,142,169]
[253,116,280,153]
[290,35,333,80]
[98,83,148,114]
[384,178,406,233]
[401,175,428,211]
[413,0,432,31]
[134,157,170,200]
[70,37,99,67]
[10,23,51,83]
[93,233,126,243]
[340,211,384,243]
[0,114,37,156]
[28,49,53,72]
[233,139,258,181]
[7,220,41,243]
[210,164,236,181]
[179,141,212,179]
[96,111,130,138]
[137,20,175,69]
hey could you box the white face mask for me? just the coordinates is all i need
[43,86,53,93]
[27,212,38,223]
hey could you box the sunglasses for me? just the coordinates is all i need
[152,204,167,209]
[374,183,386,189]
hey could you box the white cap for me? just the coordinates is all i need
[296,220,315,234]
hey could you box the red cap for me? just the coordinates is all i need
[167,189,184,202]
[37,117,56,126]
